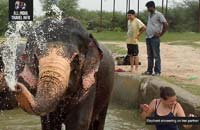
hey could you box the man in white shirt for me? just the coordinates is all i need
[143,1,168,76]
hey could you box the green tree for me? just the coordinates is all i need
[75,9,127,32]
[58,0,78,17]
[75,9,99,30]
[42,0,58,11]
[166,0,199,32]
[0,0,8,36]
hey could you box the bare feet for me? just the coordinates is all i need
[131,69,134,73]
[128,69,135,73]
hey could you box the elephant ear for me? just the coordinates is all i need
[88,34,103,59]
[81,34,103,91]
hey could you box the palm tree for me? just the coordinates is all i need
[162,0,164,13]
[112,0,116,29]
[100,0,103,32]
[165,0,168,16]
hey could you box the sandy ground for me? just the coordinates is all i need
[102,41,200,85]
[0,38,199,86]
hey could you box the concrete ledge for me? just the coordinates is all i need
[111,72,142,108]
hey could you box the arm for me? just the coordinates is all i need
[155,13,169,37]
[176,103,193,129]
[136,19,146,39]
[154,22,168,37]
[160,22,168,37]
[137,26,146,38]
[140,99,156,120]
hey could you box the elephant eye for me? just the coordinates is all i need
[70,54,82,73]
[71,54,79,63]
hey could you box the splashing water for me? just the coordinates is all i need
[36,4,63,50]
[2,22,25,91]
[34,0,45,17]
[1,0,44,91]
[50,4,63,20]
[2,1,64,91]
[61,124,66,130]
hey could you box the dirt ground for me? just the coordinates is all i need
[102,41,200,86]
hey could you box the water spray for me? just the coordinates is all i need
[2,1,63,91]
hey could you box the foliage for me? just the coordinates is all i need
[0,0,199,36]
[0,0,8,36]
[74,9,127,31]
[165,0,199,32]
[58,0,78,17]
[75,0,199,32]
[42,0,53,11]
[113,27,123,32]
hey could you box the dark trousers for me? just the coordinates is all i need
[146,37,161,74]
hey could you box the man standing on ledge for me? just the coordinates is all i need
[127,10,146,73]
[143,1,168,76]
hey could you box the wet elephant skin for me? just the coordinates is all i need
[15,18,114,130]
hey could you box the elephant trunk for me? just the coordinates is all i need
[15,48,71,116]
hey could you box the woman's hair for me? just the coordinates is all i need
[160,87,176,100]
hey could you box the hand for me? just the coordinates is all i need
[154,32,161,37]
[140,104,149,112]
[183,113,195,129]
[188,114,195,117]
[135,34,140,40]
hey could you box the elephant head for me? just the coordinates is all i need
[15,18,103,116]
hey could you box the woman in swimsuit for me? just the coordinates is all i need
[140,87,194,130]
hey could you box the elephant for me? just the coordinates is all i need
[14,17,114,130]
[0,43,26,110]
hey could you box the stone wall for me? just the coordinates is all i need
[111,72,142,108]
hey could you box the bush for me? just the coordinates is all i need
[113,27,123,32]
[0,0,8,36]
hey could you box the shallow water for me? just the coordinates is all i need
[0,104,153,130]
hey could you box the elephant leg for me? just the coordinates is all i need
[65,86,96,130]
[41,116,51,130]
[41,110,62,130]
[89,103,109,130]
